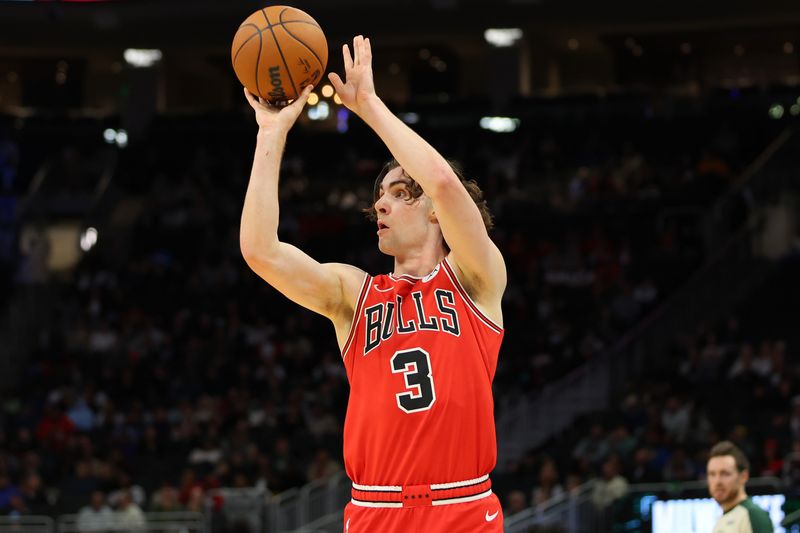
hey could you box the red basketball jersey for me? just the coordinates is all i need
[341,257,504,486]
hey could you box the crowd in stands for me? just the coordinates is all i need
[0,95,787,522]
[498,259,800,521]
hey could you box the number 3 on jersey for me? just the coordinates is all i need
[390,348,436,413]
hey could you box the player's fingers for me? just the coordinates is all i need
[353,35,362,65]
[244,88,263,110]
[292,85,314,107]
[328,72,345,93]
[244,87,255,104]
[342,44,353,70]
[364,37,372,63]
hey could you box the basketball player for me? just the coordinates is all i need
[707,441,772,533]
[241,35,505,532]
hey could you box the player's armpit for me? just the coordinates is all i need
[445,250,505,328]
[427,177,507,304]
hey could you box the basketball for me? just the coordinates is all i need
[231,5,328,103]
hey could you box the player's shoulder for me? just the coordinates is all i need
[740,498,772,532]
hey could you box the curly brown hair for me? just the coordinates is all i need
[363,159,494,234]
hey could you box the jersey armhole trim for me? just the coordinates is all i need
[441,257,503,334]
[341,272,371,359]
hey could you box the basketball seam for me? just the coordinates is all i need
[262,8,299,100]
[271,20,321,29]
[278,8,325,71]
[233,24,262,65]
[254,26,264,98]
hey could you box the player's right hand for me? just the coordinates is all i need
[244,85,313,133]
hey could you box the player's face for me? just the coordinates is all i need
[373,167,434,255]
[707,455,747,507]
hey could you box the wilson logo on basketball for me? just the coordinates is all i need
[297,58,311,73]
[267,66,287,100]
[299,70,321,88]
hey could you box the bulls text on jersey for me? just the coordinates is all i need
[363,289,460,355]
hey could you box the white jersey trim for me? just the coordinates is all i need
[431,489,493,506]
[441,257,503,334]
[350,490,493,508]
[430,474,489,490]
[351,482,402,492]
[349,499,403,508]
[341,272,371,358]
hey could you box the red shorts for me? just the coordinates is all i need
[344,480,503,533]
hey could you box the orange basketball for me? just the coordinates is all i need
[231,5,328,103]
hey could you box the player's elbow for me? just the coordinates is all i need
[425,164,461,199]
[240,237,278,271]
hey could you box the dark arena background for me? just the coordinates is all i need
[1,0,800,532]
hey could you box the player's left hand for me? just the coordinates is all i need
[328,35,376,117]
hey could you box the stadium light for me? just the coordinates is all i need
[484,28,523,48]
[768,104,784,119]
[308,102,330,121]
[400,112,420,125]
[103,128,128,148]
[115,129,129,148]
[123,49,163,68]
[80,227,98,252]
[479,116,520,133]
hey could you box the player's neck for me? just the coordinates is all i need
[392,247,447,278]
[721,491,748,513]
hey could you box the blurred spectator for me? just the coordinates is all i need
[505,490,528,516]
[149,483,183,512]
[782,440,800,487]
[0,473,22,513]
[630,447,661,484]
[760,440,784,477]
[305,449,342,483]
[108,473,146,510]
[15,222,50,284]
[572,424,609,467]
[114,491,146,533]
[661,396,692,443]
[178,469,203,507]
[18,472,48,515]
[188,437,223,468]
[564,473,584,496]
[532,459,564,507]
[591,455,629,510]
[66,393,96,432]
[662,448,696,481]
[35,402,76,452]
[76,491,113,533]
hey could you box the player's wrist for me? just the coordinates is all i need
[355,93,386,121]
[257,126,288,142]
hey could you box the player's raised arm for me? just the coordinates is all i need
[329,36,506,310]
[239,87,365,334]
